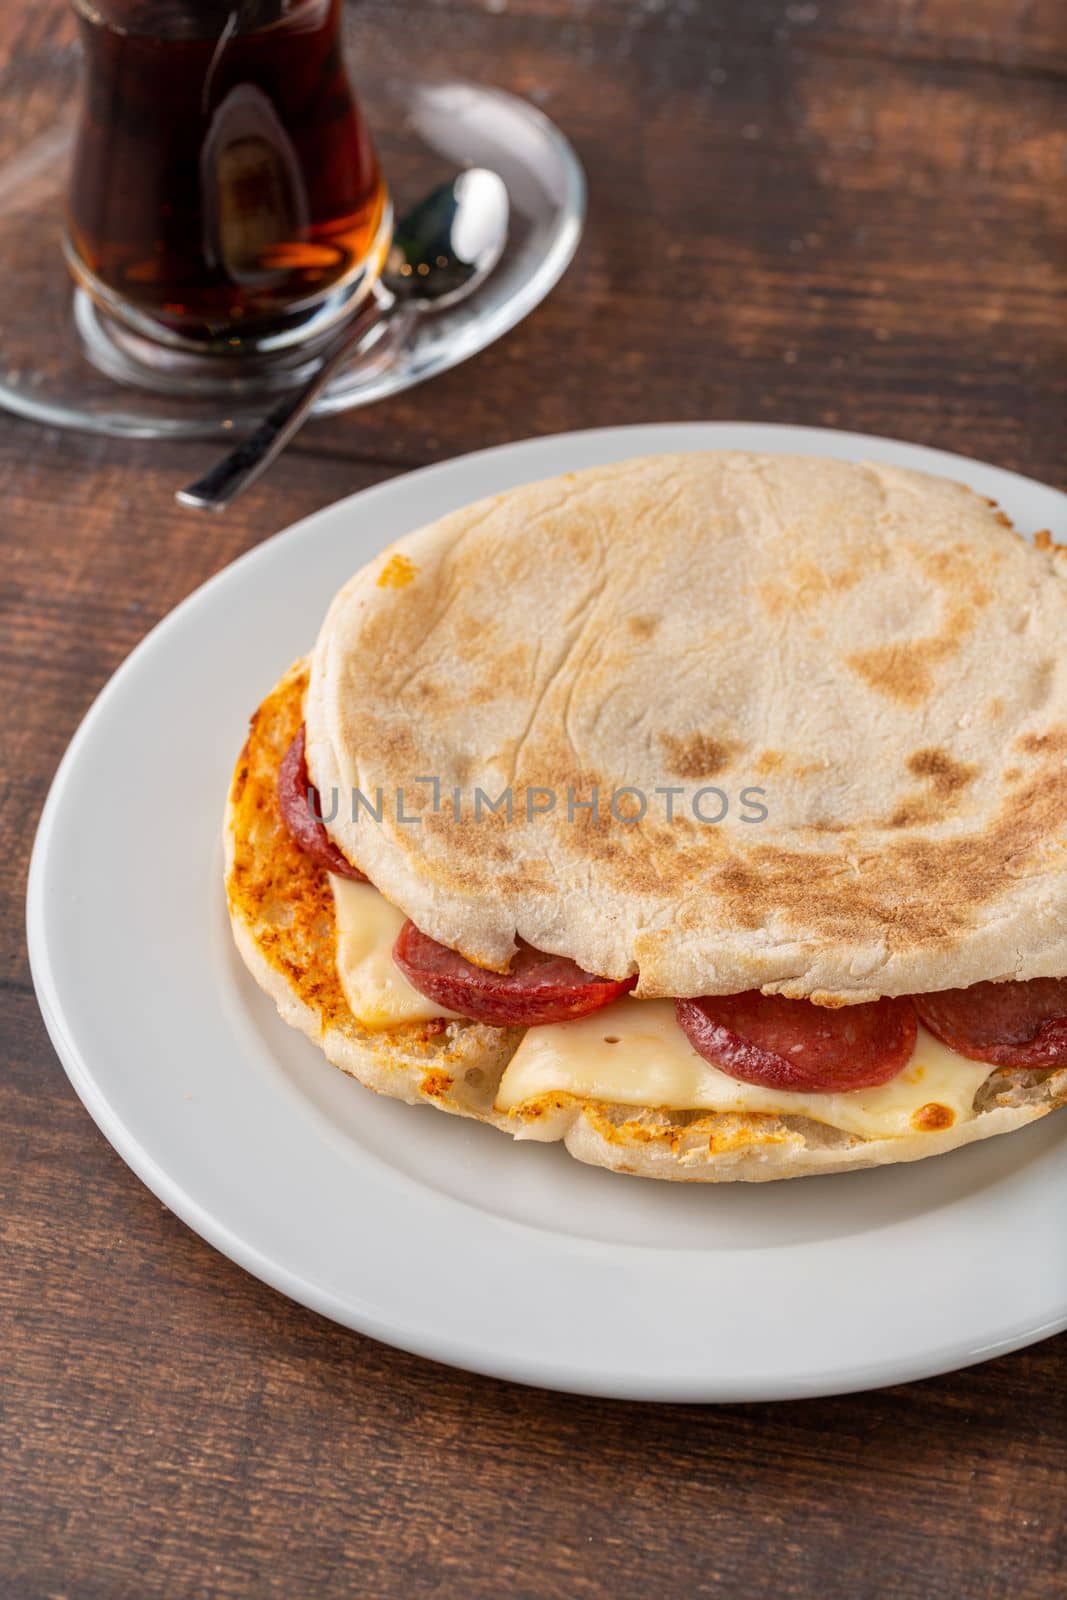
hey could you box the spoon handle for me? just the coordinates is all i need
[176,297,405,512]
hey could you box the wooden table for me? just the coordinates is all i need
[4,2,1065,1594]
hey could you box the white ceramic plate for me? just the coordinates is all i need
[27,423,1067,1401]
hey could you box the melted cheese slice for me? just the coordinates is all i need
[328,883,992,1137]
[494,999,993,1139]
[329,876,464,1030]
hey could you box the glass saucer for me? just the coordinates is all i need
[0,78,585,440]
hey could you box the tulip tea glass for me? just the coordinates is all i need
[65,0,391,387]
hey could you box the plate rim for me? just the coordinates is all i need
[26,420,1067,1401]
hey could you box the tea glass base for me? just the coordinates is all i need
[0,79,585,440]
[65,191,394,400]
[73,283,404,403]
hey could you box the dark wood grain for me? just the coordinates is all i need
[2,2,1065,1596]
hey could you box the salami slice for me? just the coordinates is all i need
[393,921,637,1027]
[913,978,1067,1070]
[277,727,366,881]
[675,992,918,1093]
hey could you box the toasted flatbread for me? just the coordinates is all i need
[305,453,1067,1003]
[225,663,1067,1182]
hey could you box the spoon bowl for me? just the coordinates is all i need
[387,168,509,311]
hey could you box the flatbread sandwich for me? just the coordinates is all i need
[225,453,1067,1180]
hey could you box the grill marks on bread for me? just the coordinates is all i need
[709,746,1067,950]
[661,731,740,779]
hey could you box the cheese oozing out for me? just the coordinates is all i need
[329,876,464,1030]
[329,879,992,1136]
[494,999,993,1139]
